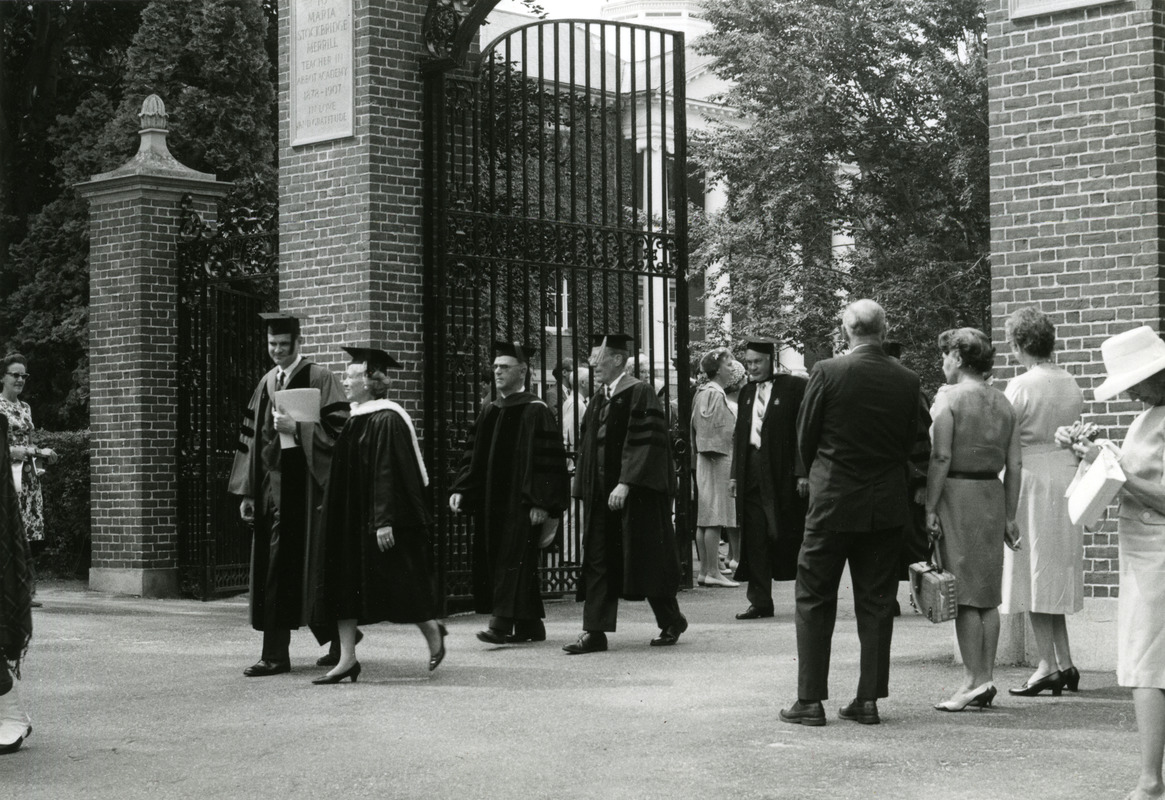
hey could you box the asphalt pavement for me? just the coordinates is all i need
[2,577,1136,800]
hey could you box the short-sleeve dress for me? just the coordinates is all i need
[690,382,737,528]
[932,381,1017,609]
[0,398,44,544]
[1001,364,1085,615]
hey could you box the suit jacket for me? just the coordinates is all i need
[797,344,923,532]
[731,374,808,580]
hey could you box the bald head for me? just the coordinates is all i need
[842,299,886,345]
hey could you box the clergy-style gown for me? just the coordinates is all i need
[227,359,348,634]
[451,392,569,622]
[309,400,437,627]
[575,375,682,632]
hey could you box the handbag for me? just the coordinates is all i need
[1065,444,1125,527]
[537,516,560,549]
[908,530,958,624]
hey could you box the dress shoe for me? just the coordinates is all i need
[1061,666,1081,692]
[505,624,546,643]
[935,683,995,712]
[650,615,689,646]
[704,574,740,588]
[475,628,508,645]
[779,699,826,727]
[311,661,361,685]
[735,605,774,620]
[317,629,364,667]
[429,623,448,672]
[838,698,881,724]
[243,659,290,677]
[562,631,608,654]
[1008,670,1064,697]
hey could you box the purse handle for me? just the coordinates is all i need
[929,520,945,573]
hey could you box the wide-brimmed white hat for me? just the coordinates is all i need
[1094,325,1165,401]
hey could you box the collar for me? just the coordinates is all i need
[276,354,304,379]
[704,381,727,396]
[605,372,628,395]
[347,399,428,485]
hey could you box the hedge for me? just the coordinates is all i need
[31,429,90,579]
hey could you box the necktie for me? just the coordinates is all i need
[750,381,771,448]
[275,370,285,391]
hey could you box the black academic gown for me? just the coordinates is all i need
[451,392,569,619]
[732,374,808,583]
[227,360,348,632]
[309,402,436,628]
[575,376,680,602]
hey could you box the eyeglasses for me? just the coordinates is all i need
[4,372,28,380]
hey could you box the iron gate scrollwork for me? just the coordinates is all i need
[425,19,692,608]
[176,195,278,600]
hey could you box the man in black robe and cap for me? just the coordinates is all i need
[228,313,349,676]
[564,333,687,654]
[731,338,809,620]
[450,342,569,645]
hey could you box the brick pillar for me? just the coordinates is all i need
[987,0,1164,667]
[277,0,428,425]
[76,95,230,597]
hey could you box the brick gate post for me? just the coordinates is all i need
[76,95,231,597]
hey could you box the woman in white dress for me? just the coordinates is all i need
[1001,308,1086,697]
[690,347,739,587]
[1071,326,1165,800]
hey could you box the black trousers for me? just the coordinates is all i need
[794,526,901,701]
[741,447,775,613]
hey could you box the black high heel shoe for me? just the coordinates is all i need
[312,661,361,685]
[429,623,448,672]
[969,684,997,708]
[1008,670,1064,697]
[1061,666,1081,692]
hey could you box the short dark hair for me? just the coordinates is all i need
[552,358,574,382]
[938,328,995,375]
[1005,307,1055,359]
[1,353,26,372]
[699,346,733,379]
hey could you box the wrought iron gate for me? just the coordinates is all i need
[424,19,692,608]
[176,197,278,599]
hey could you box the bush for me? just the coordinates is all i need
[32,429,90,579]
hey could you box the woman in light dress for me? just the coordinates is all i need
[1071,326,1165,800]
[927,328,1021,712]
[1000,308,1086,697]
[690,347,739,587]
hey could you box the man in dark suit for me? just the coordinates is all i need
[730,338,809,620]
[779,300,925,727]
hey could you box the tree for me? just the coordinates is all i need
[0,0,277,428]
[692,0,989,388]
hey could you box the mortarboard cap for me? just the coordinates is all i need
[744,338,779,357]
[341,346,402,373]
[259,312,300,337]
[492,341,537,364]
[589,333,634,353]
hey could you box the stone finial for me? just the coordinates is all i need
[139,94,168,131]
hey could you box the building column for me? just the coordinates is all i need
[76,95,230,597]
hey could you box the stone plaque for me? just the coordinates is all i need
[1009,0,1123,20]
[290,0,354,146]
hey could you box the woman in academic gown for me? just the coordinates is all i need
[308,347,445,683]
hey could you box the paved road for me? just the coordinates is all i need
[4,579,1134,799]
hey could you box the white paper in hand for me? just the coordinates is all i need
[1066,446,1125,527]
[274,388,321,448]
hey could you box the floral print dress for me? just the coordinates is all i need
[0,397,44,543]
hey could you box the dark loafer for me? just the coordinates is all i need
[838,698,880,725]
[505,627,547,643]
[562,631,608,654]
[475,628,508,645]
[650,615,689,646]
[779,700,826,727]
[243,659,291,677]
[735,605,775,620]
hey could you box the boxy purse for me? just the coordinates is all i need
[908,524,958,624]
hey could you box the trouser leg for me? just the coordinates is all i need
[261,628,291,663]
[488,615,514,635]
[742,449,774,612]
[795,528,848,701]
[581,514,619,632]
[648,595,683,630]
[849,526,901,700]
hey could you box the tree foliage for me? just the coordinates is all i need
[693,0,989,387]
[0,0,276,428]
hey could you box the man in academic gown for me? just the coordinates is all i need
[731,339,809,620]
[450,342,569,645]
[227,313,349,676]
[563,333,688,654]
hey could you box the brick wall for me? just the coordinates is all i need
[988,0,1165,597]
[85,183,223,579]
[278,0,428,432]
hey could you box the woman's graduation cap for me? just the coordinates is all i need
[341,346,402,373]
[259,312,300,337]
[492,341,537,363]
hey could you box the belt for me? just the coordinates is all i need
[947,470,998,481]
